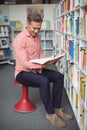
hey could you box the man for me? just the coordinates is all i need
[13,10,72,128]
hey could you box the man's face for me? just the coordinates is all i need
[27,21,42,37]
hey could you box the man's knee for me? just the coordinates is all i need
[56,72,64,82]
[39,77,49,88]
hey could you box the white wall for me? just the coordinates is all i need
[43,4,56,29]
[0,5,9,16]
[8,4,56,29]
[9,5,27,29]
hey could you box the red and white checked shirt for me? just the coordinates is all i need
[13,28,44,78]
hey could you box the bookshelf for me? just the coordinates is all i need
[39,20,55,57]
[39,29,54,56]
[10,21,22,39]
[10,21,22,59]
[54,0,87,130]
[0,14,14,65]
[10,20,54,58]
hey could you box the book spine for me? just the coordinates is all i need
[70,40,74,61]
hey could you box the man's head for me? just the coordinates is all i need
[27,10,43,37]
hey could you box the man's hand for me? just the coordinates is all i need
[41,60,55,68]
[52,59,58,64]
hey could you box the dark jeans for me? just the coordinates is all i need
[16,68,64,114]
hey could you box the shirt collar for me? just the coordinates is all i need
[23,28,31,37]
[23,27,40,39]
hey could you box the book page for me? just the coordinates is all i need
[30,56,52,65]
[30,53,65,65]
[51,54,65,60]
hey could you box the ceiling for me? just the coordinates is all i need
[0,0,60,4]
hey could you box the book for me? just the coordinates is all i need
[10,21,22,30]
[30,54,65,65]
[70,40,74,61]
[75,93,78,108]
[81,48,87,71]
[80,74,86,101]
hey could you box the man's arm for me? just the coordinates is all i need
[13,37,42,70]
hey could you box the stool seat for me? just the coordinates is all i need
[14,80,36,113]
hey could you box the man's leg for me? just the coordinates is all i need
[16,70,66,128]
[41,68,64,108]
[41,69,73,121]
[16,71,54,114]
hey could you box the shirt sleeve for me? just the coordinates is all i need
[13,37,42,70]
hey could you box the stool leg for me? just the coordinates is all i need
[14,86,36,113]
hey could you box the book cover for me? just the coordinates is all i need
[61,17,64,33]
[70,40,74,61]
[66,15,70,34]
[84,9,87,39]
[75,17,79,36]
[0,13,4,25]
[4,16,9,25]
[10,21,22,30]
[81,48,87,71]
[85,85,87,110]
[65,0,70,11]
[70,12,74,34]
[79,104,84,126]
[80,74,86,101]
[75,42,79,64]
[75,93,78,108]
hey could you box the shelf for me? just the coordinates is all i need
[40,29,54,56]
[54,1,87,130]
[0,14,13,65]
[0,59,14,65]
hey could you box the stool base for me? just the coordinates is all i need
[14,99,36,113]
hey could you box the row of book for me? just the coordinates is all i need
[54,1,87,130]
[41,40,53,50]
[55,10,87,40]
[0,12,12,62]
[0,48,12,59]
[65,38,87,73]
[0,13,9,25]
[0,26,9,37]
[54,33,87,75]
[39,31,53,40]
[54,0,87,18]
[66,61,87,102]
[64,70,87,130]
[55,32,87,74]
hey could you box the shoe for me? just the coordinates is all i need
[46,113,66,128]
[54,108,73,120]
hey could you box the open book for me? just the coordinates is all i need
[30,54,65,65]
